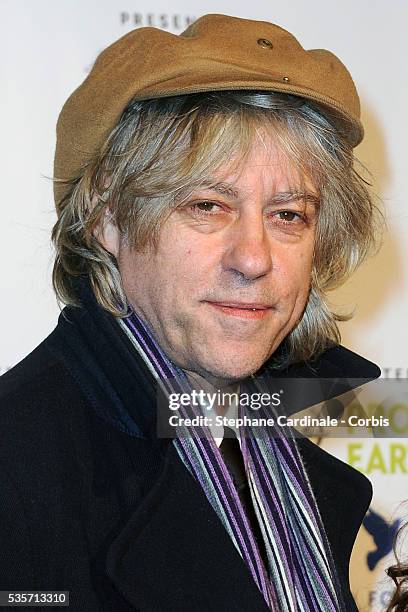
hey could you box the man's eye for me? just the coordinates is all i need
[273,210,304,223]
[190,201,223,215]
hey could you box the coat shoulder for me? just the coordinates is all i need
[0,335,60,399]
[0,329,94,476]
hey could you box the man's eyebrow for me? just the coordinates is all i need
[199,181,239,199]
[198,181,320,205]
[271,191,320,206]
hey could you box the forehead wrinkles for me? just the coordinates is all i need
[205,140,317,200]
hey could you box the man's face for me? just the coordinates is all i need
[113,136,318,384]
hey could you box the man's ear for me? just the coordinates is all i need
[90,176,120,258]
[92,208,121,258]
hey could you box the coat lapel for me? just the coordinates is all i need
[105,440,270,611]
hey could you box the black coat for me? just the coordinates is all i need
[0,279,380,611]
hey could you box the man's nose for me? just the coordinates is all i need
[221,212,273,280]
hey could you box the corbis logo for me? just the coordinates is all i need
[119,12,196,31]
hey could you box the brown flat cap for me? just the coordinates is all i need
[54,13,363,208]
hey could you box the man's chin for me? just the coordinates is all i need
[197,354,268,386]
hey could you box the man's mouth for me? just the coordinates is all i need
[203,301,273,319]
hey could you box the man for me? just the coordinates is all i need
[0,14,380,612]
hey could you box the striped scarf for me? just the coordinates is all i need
[118,311,346,612]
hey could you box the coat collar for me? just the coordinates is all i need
[45,276,378,610]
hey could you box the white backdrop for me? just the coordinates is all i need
[1,2,407,610]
